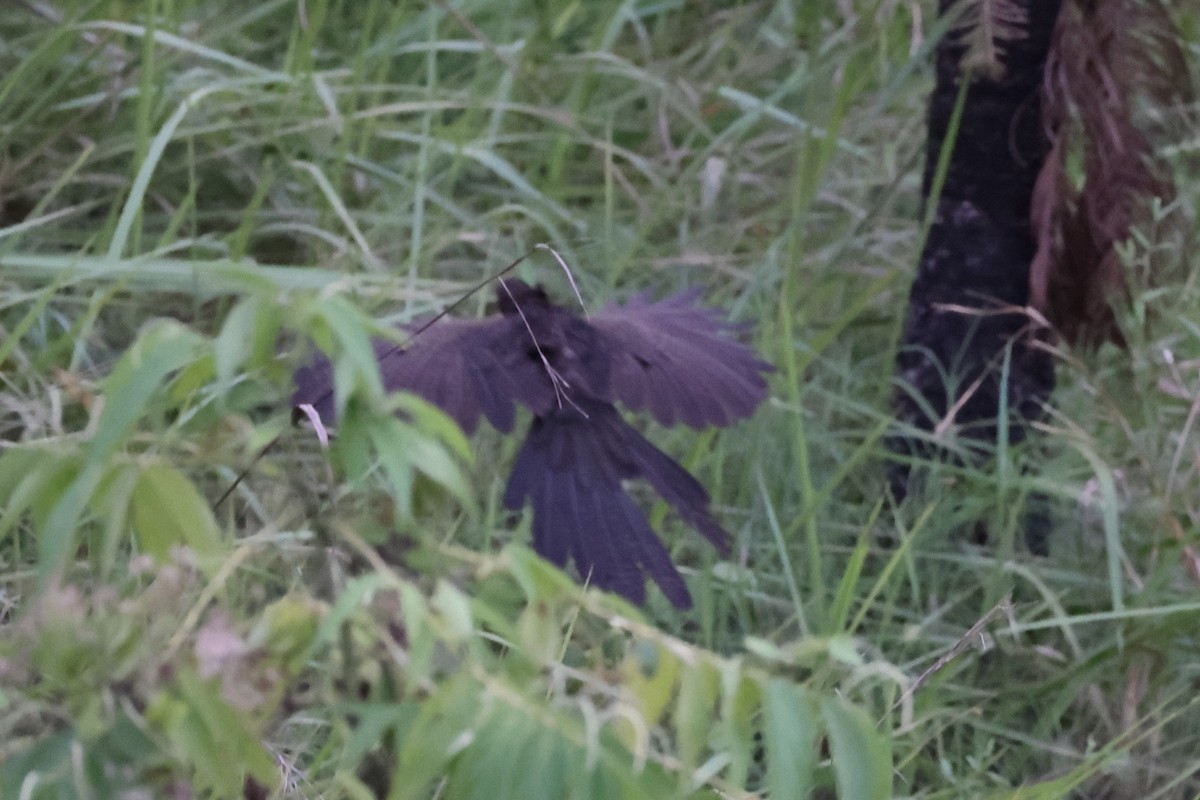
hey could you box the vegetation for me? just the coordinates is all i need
[1,1,1197,797]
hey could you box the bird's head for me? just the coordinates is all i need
[495,278,551,316]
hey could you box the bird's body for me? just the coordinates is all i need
[293,278,771,607]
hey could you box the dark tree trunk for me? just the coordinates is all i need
[891,0,1062,507]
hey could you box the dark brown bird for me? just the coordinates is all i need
[293,278,772,608]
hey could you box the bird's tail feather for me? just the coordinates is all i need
[503,406,722,607]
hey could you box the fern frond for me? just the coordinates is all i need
[951,0,1031,79]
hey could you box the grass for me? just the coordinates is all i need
[1,0,1199,797]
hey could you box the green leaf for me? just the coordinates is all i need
[433,579,475,642]
[400,582,436,687]
[329,402,375,483]
[828,635,864,667]
[130,464,224,567]
[393,673,485,800]
[88,320,204,465]
[515,728,571,800]
[407,436,473,509]
[213,293,285,389]
[251,593,324,673]
[505,543,579,602]
[0,447,81,547]
[516,597,564,664]
[0,445,48,503]
[167,352,216,406]
[310,572,393,656]
[214,295,260,386]
[458,710,536,800]
[763,679,818,800]
[391,393,472,461]
[151,669,280,795]
[829,515,875,632]
[674,660,720,775]
[90,462,141,579]
[37,463,107,589]
[37,321,204,586]
[316,294,389,417]
[623,642,680,729]
[0,731,77,799]
[374,415,473,516]
[375,424,417,519]
[337,702,417,773]
[822,695,892,800]
[719,661,761,787]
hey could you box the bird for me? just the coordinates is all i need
[292,278,772,608]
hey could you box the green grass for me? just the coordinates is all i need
[1,1,1199,797]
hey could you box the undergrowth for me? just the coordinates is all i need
[1,1,1198,797]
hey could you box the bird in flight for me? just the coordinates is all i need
[293,278,772,608]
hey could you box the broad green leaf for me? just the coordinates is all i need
[214,295,260,386]
[99,710,160,767]
[516,597,564,663]
[88,320,204,464]
[505,543,579,602]
[376,428,416,519]
[310,572,392,655]
[763,679,818,800]
[393,673,485,800]
[37,321,204,586]
[337,702,418,773]
[719,661,761,787]
[457,710,536,800]
[154,669,280,795]
[0,445,48,502]
[0,448,81,547]
[0,731,77,800]
[130,464,223,566]
[585,726,679,800]
[516,728,571,800]
[329,403,375,483]
[251,593,324,673]
[822,695,892,800]
[376,416,472,516]
[433,579,475,642]
[622,641,680,729]
[399,582,436,687]
[213,292,284,389]
[90,462,141,579]
[674,660,720,775]
[404,430,474,512]
[167,352,216,406]
[316,294,388,417]
[828,635,864,667]
[37,463,107,589]
[391,393,472,461]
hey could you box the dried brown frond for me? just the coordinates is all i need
[951,0,1031,80]
[1030,0,1194,347]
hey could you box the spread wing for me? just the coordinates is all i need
[587,291,773,428]
[377,317,548,433]
[503,400,730,608]
[292,315,558,434]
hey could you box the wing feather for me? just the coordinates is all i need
[292,315,559,434]
[588,292,772,428]
[503,400,724,607]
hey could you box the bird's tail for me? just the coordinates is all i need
[503,402,730,608]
